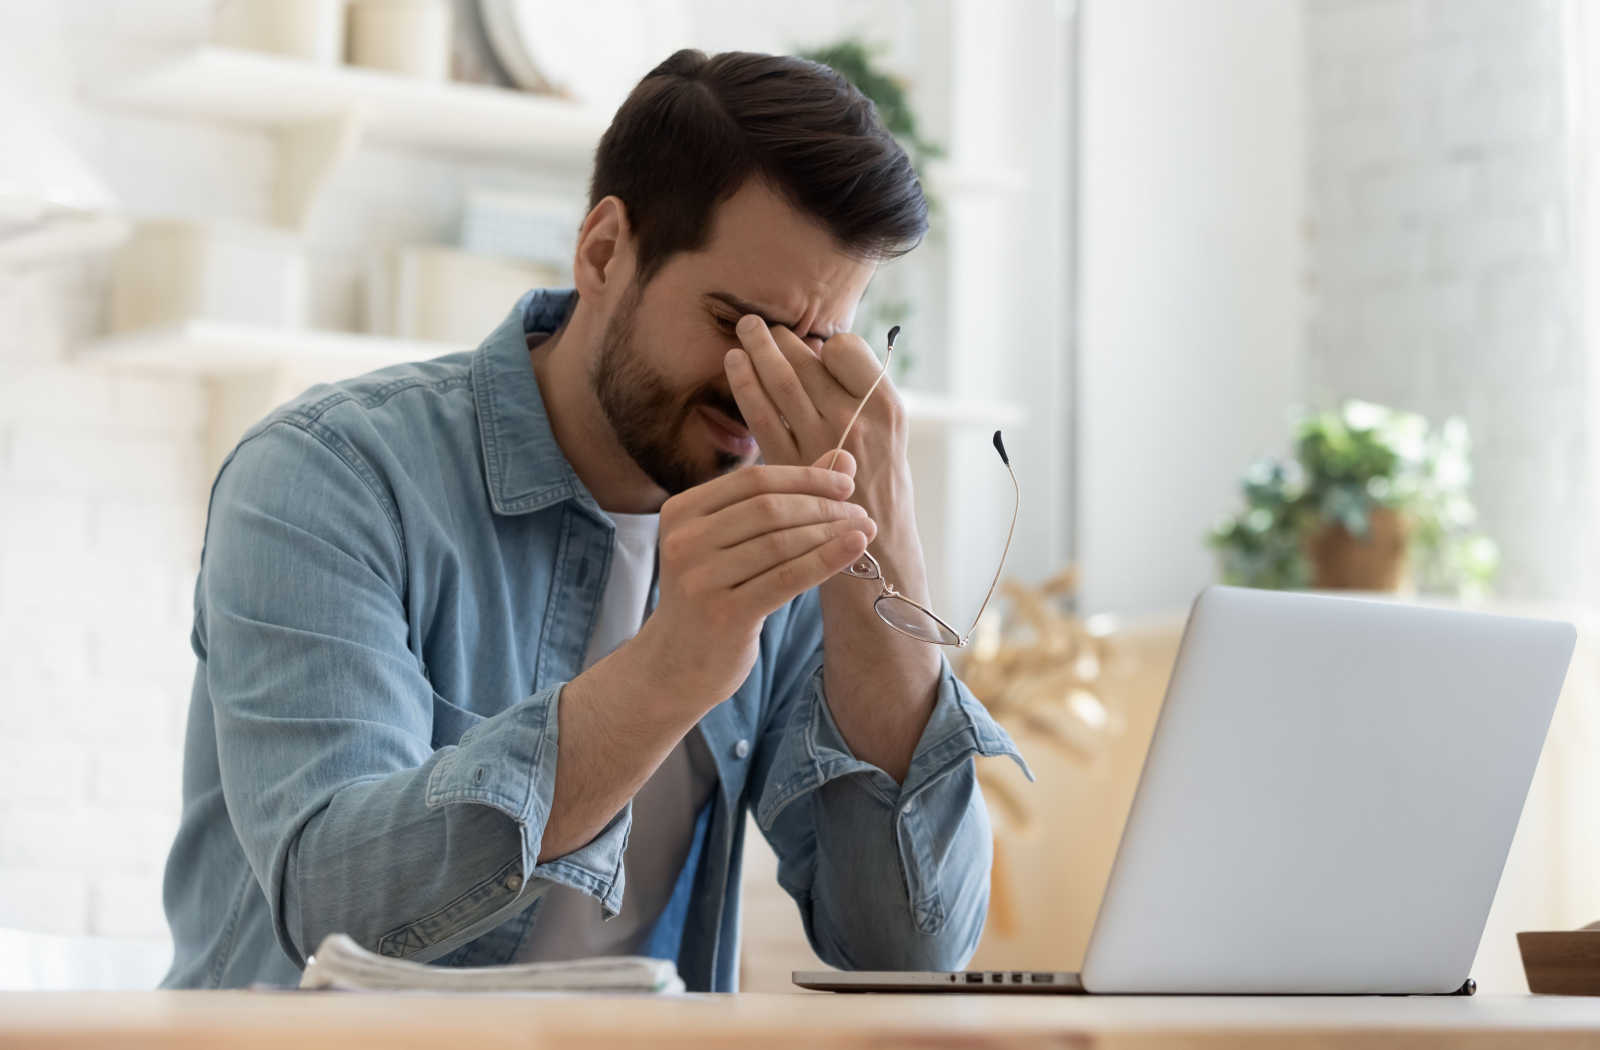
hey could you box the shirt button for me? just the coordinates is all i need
[902,801,915,815]
[733,739,751,760]
[504,874,523,893]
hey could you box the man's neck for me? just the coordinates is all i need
[529,303,669,515]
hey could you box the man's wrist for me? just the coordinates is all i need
[620,616,754,721]
[820,569,943,675]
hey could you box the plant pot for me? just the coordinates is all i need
[1303,507,1412,592]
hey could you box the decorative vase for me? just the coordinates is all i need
[1304,506,1412,592]
[215,0,347,66]
[347,0,452,81]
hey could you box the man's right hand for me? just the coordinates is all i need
[632,452,877,709]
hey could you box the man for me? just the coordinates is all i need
[162,48,1025,991]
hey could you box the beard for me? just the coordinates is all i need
[590,283,748,495]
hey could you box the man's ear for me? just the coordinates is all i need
[573,195,635,301]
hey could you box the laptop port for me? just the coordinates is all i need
[1030,973,1055,984]
[965,972,984,984]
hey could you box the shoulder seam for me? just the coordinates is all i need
[290,371,473,425]
[246,417,409,595]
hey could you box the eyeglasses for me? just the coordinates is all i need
[826,325,1019,647]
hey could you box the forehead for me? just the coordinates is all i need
[665,179,877,335]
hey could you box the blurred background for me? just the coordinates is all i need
[1,0,1597,994]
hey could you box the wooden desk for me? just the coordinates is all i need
[4,992,1600,1049]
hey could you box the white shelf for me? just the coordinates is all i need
[104,48,606,226]
[109,47,608,164]
[78,321,1026,429]
[79,321,463,376]
[0,214,128,266]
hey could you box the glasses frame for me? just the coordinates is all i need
[825,326,1020,648]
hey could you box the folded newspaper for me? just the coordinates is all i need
[299,933,685,994]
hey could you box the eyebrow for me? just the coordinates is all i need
[704,291,836,341]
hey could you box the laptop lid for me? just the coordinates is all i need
[1081,586,1574,994]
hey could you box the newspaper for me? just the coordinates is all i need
[299,933,685,994]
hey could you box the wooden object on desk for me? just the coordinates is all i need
[1520,927,1600,995]
[5,991,1600,1050]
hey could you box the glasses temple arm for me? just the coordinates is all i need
[825,327,897,472]
[959,449,1021,647]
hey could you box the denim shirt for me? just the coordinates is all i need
[161,289,1029,990]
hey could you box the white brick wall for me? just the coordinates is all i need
[0,251,206,945]
[1306,0,1586,600]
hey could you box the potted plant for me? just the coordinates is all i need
[1208,401,1499,598]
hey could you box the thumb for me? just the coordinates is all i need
[813,448,857,478]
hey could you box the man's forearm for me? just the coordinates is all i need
[537,626,706,861]
[817,564,942,784]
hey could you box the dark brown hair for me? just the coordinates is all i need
[589,49,928,285]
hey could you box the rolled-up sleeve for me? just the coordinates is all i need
[751,600,1031,971]
[203,420,626,968]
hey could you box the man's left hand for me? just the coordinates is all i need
[723,314,930,607]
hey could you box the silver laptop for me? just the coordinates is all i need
[796,586,1575,995]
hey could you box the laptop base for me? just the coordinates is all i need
[792,971,1477,996]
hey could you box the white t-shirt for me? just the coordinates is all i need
[517,511,719,962]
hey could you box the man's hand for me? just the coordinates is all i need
[631,457,877,709]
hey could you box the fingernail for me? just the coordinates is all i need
[847,502,867,516]
[724,348,744,367]
[737,315,762,335]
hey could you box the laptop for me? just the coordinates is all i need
[795,586,1576,995]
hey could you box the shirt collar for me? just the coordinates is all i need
[471,288,604,518]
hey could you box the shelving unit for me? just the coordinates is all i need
[104,48,1027,228]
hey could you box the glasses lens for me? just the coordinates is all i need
[875,595,961,645]
[844,551,882,580]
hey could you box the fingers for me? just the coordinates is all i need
[697,491,870,550]
[732,316,835,451]
[766,322,857,417]
[812,448,856,477]
[734,530,871,617]
[819,331,891,399]
[665,464,852,519]
[707,517,878,588]
[725,347,799,464]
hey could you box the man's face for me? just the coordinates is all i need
[590,179,877,495]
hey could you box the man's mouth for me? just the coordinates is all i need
[698,404,757,456]
[704,401,745,435]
